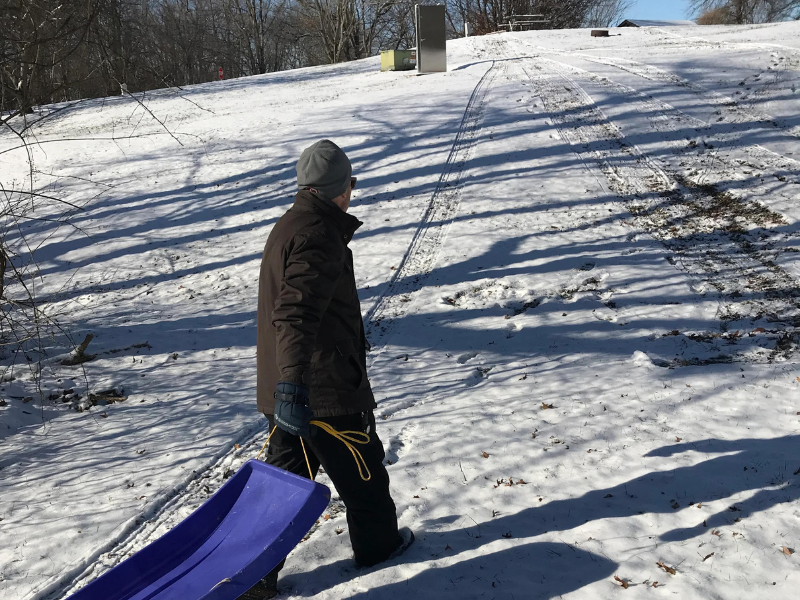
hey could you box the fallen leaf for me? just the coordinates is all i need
[519,374,528,380]
[614,575,629,589]
[696,502,703,508]
[797,377,800,383]
[604,494,614,498]
[413,495,420,499]
[234,444,240,449]
[652,582,659,588]
[335,527,343,534]
[656,561,676,575]
[445,544,452,550]
[541,402,555,410]
[502,532,513,538]
[481,451,490,458]
[323,514,331,520]
[676,437,682,442]
[782,546,795,556]
[753,327,766,333]
[712,530,721,537]
[702,552,715,562]
[517,479,527,484]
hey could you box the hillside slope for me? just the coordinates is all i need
[1,22,799,600]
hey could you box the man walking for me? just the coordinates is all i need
[246,140,412,599]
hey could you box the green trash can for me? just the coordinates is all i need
[380,49,417,72]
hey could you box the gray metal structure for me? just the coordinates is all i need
[415,4,447,73]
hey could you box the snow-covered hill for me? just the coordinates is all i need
[1,22,799,600]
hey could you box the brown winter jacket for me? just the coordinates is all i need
[257,190,376,418]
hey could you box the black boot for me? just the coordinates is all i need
[388,527,415,560]
[237,570,279,600]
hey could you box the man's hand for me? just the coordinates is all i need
[273,381,314,437]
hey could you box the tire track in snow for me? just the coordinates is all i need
[517,43,800,200]
[564,51,800,142]
[363,61,501,353]
[511,38,800,212]
[51,61,503,600]
[495,37,800,356]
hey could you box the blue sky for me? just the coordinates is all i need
[626,0,693,20]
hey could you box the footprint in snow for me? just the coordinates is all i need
[631,351,670,368]
[457,351,479,364]
[466,366,493,387]
[384,424,416,466]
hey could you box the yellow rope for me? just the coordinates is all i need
[309,420,372,482]
[255,421,372,482]
[299,437,314,480]
[255,425,278,461]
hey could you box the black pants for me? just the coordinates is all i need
[265,411,398,570]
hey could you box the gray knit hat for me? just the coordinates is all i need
[296,139,352,201]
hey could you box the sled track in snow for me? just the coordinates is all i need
[363,61,501,352]
[50,61,503,600]
[496,37,800,355]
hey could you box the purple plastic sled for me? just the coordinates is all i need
[68,459,330,600]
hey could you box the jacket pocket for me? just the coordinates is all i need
[335,337,366,390]
[312,337,365,391]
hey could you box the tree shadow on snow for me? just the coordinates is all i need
[427,433,799,556]
[287,541,616,599]
[285,434,798,597]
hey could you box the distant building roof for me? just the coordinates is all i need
[618,19,697,27]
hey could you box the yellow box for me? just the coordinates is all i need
[380,50,417,72]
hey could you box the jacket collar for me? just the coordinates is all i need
[293,190,362,242]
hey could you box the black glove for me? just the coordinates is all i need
[273,381,313,437]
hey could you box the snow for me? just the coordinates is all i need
[1,23,799,600]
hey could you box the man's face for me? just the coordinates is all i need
[340,186,352,212]
[333,177,355,212]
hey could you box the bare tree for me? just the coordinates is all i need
[1,0,107,115]
[689,0,800,23]
[585,0,632,27]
